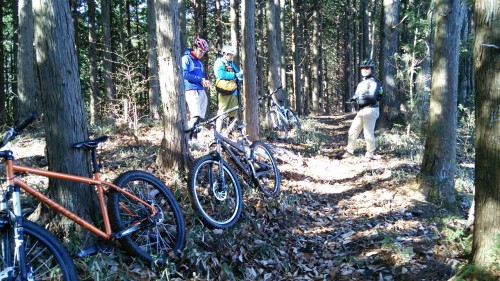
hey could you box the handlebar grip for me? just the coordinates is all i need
[14,112,38,133]
[272,86,283,94]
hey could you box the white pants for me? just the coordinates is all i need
[346,107,379,156]
[185,89,208,128]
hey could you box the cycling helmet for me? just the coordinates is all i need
[193,37,209,52]
[359,59,375,69]
[221,45,236,55]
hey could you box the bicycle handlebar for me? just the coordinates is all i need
[184,106,239,134]
[258,86,283,101]
[0,112,39,149]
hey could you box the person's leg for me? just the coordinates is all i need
[186,90,204,130]
[346,112,364,154]
[362,107,380,157]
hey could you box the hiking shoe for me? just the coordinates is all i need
[364,153,376,161]
[341,151,353,159]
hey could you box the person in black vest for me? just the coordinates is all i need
[213,45,243,133]
[342,59,383,160]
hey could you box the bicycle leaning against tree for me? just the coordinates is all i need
[0,114,186,280]
[260,86,301,139]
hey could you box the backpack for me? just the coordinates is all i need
[215,61,238,96]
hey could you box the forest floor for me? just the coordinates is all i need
[11,113,479,280]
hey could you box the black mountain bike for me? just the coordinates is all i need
[185,107,280,229]
[260,86,301,139]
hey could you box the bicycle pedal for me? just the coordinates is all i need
[76,245,98,258]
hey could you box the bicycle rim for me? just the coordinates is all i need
[188,155,243,229]
[0,220,77,281]
[109,170,186,266]
[250,141,280,197]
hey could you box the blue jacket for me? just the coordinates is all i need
[182,48,206,91]
[213,57,240,95]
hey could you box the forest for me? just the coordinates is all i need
[0,0,498,280]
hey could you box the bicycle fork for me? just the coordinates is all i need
[0,185,30,280]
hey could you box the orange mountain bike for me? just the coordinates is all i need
[0,114,185,279]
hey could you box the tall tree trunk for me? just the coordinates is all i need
[419,0,460,205]
[88,0,99,124]
[102,0,115,105]
[230,0,240,66]
[266,0,281,99]
[147,0,160,119]
[291,0,303,114]
[241,0,259,141]
[179,0,186,50]
[279,0,286,90]
[155,0,189,171]
[311,0,321,115]
[378,0,400,129]
[215,0,223,51]
[457,2,472,108]
[17,0,39,120]
[33,0,96,236]
[470,0,500,271]
[11,1,19,121]
[0,3,6,123]
[344,0,353,112]
[256,0,265,100]
[302,3,311,115]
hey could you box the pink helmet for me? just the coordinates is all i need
[193,37,209,52]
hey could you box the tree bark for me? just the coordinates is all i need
[470,0,500,271]
[419,0,460,205]
[291,0,303,114]
[155,0,189,172]
[33,0,96,236]
[241,0,259,141]
[0,3,5,123]
[311,0,322,115]
[266,0,281,98]
[17,0,40,120]
[378,0,401,128]
[147,0,160,119]
[230,0,240,66]
[102,0,115,103]
[87,0,99,124]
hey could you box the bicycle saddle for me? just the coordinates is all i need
[73,135,109,149]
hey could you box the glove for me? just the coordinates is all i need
[236,71,243,80]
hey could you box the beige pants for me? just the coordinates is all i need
[346,107,379,156]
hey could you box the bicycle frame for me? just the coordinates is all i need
[1,152,157,240]
[212,128,254,179]
[269,99,290,125]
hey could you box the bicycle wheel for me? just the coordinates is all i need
[249,141,280,197]
[286,109,301,130]
[188,154,243,229]
[108,170,185,266]
[0,219,78,281]
[267,110,288,139]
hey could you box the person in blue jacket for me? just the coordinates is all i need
[213,45,243,133]
[182,37,210,145]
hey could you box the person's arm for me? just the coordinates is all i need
[214,60,237,80]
